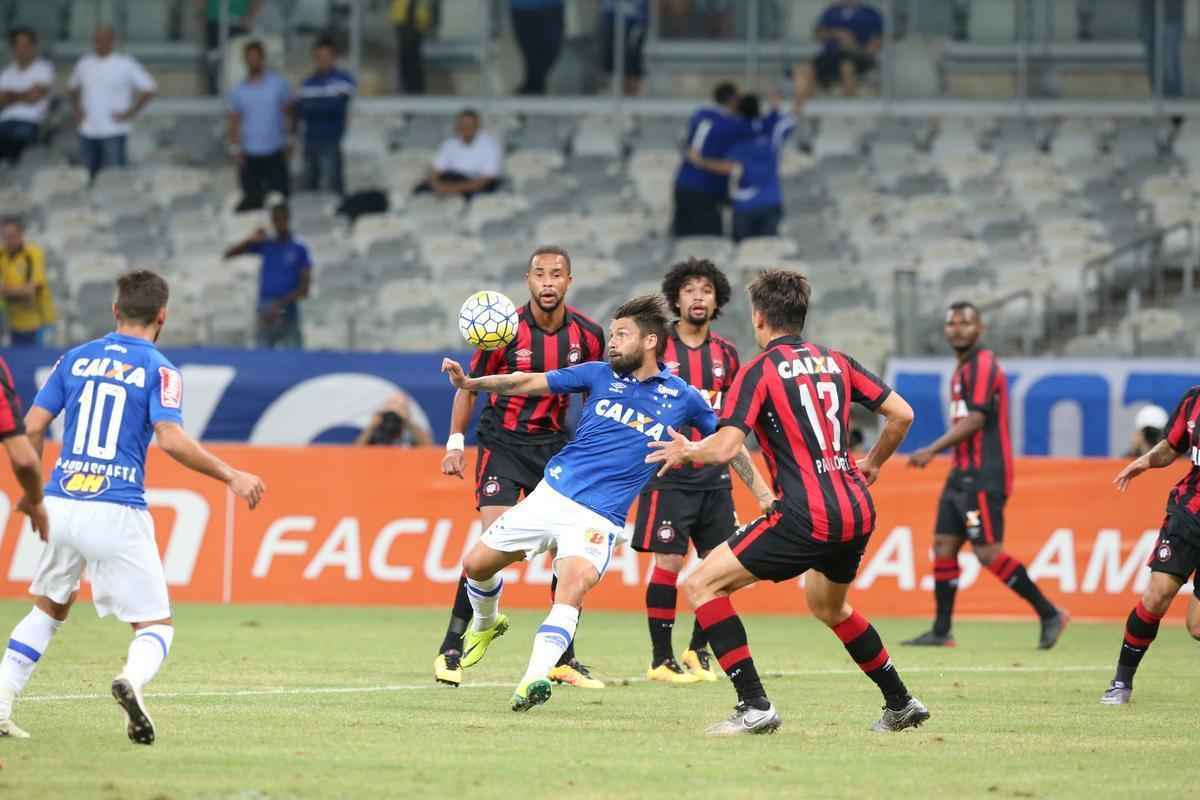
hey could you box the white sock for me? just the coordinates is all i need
[122,625,174,689]
[520,603,580,685]
[0,607,62,717]
[467,575,504,632]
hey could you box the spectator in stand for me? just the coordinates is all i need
[356,392,434,447]
[600,0,649,96]
[68,25,157,181]
[413,108,502,199]
[1125,404,1168,458]
[195,0,264,95]
[222,195,311,349]
[228,40,293,211]
[1138,0,1184,107]
[296,36,356,196]
[672,81,749,238]
[0,219,55,347]
[511,0,564,95]
[0,28,53,166]
[794,0,883,100]
[392,0,440,94]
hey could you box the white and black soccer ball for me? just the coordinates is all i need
[458,291,519,351]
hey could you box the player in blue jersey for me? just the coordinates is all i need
[440,295,774,712]
[0,271,266,744]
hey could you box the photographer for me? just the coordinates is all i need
[356,391,433,447]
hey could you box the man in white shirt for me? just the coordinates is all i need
[414,108,502,198]
[0,28,54,165]
[67,25,157,181]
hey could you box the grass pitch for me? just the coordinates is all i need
[0,601,1195,799]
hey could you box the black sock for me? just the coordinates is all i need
[439,573,473,654]
[987,553,1058,619]
[695,596,768,709]
[688,617,708,653]
[551,576,578,666]
[932,557,960,636]
[832,611,910,710]
[646,566,678,664]
[1115,600,1162,686]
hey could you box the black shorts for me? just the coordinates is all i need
[672,186,723,237]
[936,474,1006,545]
[632,487,737,556]
[1147,514,1200,598]
[601,17,646,77]
[727,509,868,584]
[813,50,877,89]
[474,439,563,509]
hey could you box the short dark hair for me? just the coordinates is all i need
[244,39,265,57]
[115,270,169,326]
[8,26,36,46]
[713,82,738,105]
[459,107,480,122]
[747,269,811,335]
[528,245,571,275]
[613,295,670,358]
[1,216,23,230]
[738,93,761,121]
[314,34,337,52]
[947,300,981,319]
[661,257,732,320]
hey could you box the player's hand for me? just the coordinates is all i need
[645,426,690,477]
[441,358,468,389]
[1114,457,1149,492]
[857,458,881,486]
[907,448,934,469]
[756,493,777,516]
[229,471,266,509]
[441,448,466,479]
[250,227,269,243]
[18,497,49,542]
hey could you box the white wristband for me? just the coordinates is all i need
[446,433,465,451]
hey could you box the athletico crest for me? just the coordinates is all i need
[567,346,583,364]
[1157,541,1173,562]
[656,523,675,543]
[483,479,501,497]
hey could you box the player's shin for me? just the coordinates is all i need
[122,624,174,689]
[831,610,911,710]
[695,596,768,708]
[932,557,961,636]
[550,575,579,666]
[688,618,708,652]
[466,575,504,631]
[1114,600,1163,687]
[0,607,63,717]
[986,553,1057,619]
[439,573,473,653]
[646,566,679,663]
[520,603,579,685]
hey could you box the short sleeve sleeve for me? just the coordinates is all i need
[432,140,451,172]
[128,57,157,92]
[277,76,292,107]
[545,363,605,395]
[480,137,502,178]
[688,387,719,437]
[719,358,768,434]
[149,363,185,426]
[32,357,66,417]
[844,353,892,411]
[297,242,313,270]
[29,247,47,288]
[961,351,998,415]
[227,85,243,114]
[1165,390,1197,454]
[35,61,54,86]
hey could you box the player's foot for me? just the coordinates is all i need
[1037,609,1070,650]
[704,701,782,736]
[511,678,552,712]
[901,630,956,647]
[870,697,930,732]
[680,648,719,682]
[548,658,605,689]
[646,657,703,685]
[111,675,155,745]
[0,718,30,739]
[461,614,509,669]
[1100,680,1132,705]
[434,650,463,687]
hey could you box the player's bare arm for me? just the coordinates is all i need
[441,386,479,479]
[647,425,745,476]
[440,358,551,396]
[858,392,915,486]
[1114,438,1179,492]
[3,430,48,540]
[730,446,776,514]
[908,408,983,468]
[154,422,266,509]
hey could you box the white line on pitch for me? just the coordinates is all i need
[21,664,1112,704]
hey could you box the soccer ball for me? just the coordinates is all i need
[458,291,519,351]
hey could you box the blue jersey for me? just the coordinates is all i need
[543,361,718,526]
[675,106,753,197]
[33,333,184,508]
[729,110,796,212]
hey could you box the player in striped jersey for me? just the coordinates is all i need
[903,302,1068,650]
[648,269,928,735]
[434,246,607,689]
[1101,387,1200,704]
[634,258,774,684]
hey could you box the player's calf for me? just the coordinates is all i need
[1187,595,1200,641]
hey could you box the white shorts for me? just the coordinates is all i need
[482,481,622,578]
[29,496,171,623]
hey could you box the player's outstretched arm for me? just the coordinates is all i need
[3,434,48,540]
[441,386,479,479]
[646,426,746,476]
[154,422,266,509]
[859,392,914,486]
[907,407,981,468]
[441,358,551,397]
[1115,439,1179,492]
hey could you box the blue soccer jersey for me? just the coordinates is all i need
[543,361,718,526]
[33,333,184,508]
[675,106,754,198]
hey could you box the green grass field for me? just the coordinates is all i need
[0,600,1195,800]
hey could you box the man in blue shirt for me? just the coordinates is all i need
[673,82,752,238]
[439,295,774,713]
[227,40,293,211]
[0,270,264,744]
[223,198,312,349]
[296,36,355,196]
[795,0,884,101]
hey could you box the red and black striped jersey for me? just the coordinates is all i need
[719,336,891,543]
[949,345,1013,497]
[1164,386,1200,522]
[648,324,741,490]
[0,356,25,441]
[469,304,605,446]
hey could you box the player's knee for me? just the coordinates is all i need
[655,553,685,574]
[681,572,713,609]
[1141,589,1174,617]
[1188,621,1200,641]
[974,547,1000,568]
[462,552,494,583]
[35,595,72,622]
[810,599,849,628]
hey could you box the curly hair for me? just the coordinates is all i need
[660,257,733,320]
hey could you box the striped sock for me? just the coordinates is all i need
[695,596,767,707]
[932,557,961,636]
[646,566,679,664]
[1114,600,1163,686]
[987,553,1057,619]
[123,624,174,689]
[521,603,579,685]
[439,573,473,654]
[831,610,910,709]
[0,607,61,716]
[466,575,503,632]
